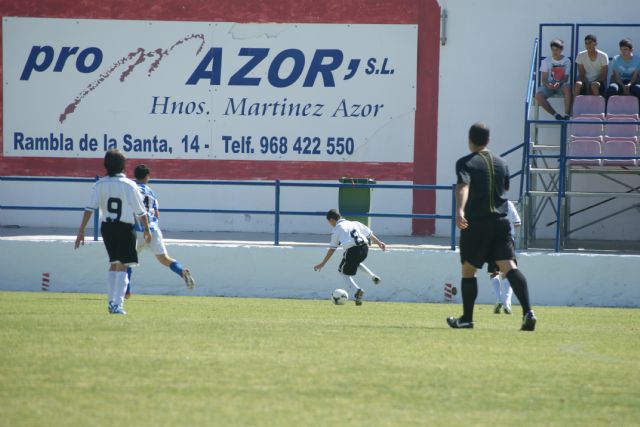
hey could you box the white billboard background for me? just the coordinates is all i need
[3,17,417,162]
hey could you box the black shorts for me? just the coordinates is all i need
[101,221,138,265]
[338,244,368,276]
[460,216,515,269]
[487,258,518,274]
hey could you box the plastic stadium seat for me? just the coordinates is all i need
[605,117,639,138]
[602,139,637,166]
[569,116,604,139]
[567,139,602,165]
[606,95,639,119]
[572,95,605,119]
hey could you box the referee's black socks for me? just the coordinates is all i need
[506,269,531,315]
[461,278,478,322]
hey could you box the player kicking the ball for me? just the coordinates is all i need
[125,164,195,298]
[314,209,386,306]
[74,149,151,315]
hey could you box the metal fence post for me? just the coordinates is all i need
[274,179,280,246]
[555,123,567,252]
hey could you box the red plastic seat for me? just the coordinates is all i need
[569,117,604,139]
[567,139,602,165]
[606,95,639,119]
[602,139,637,166]
[572,95,605,119]
[605,117,639,138]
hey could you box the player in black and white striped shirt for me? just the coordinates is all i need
[74,149,151,314]
[314,209,386,306]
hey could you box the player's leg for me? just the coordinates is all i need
[460,261,479,321]
[125,267,133,299]
[340,247,365,306]
[501,274,513,314]
[491,217,535,329]
[495,259,535,330]
[107,269,117,313]
[448,224,485,328]
[111,261,129,314]
[110,223,139,314]
[101,222,122,313]
[126,231,147,299]
[490,273,502,314]
[152,229,195,289]
[355,245,379,284]
[488,262,501,313]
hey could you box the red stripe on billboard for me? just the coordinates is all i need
[0,157,413,181]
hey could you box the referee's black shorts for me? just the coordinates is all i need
[460,216,515,269]
[101,221,138,265]
[338,244,368,276]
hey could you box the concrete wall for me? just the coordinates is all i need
[2,237,638,307]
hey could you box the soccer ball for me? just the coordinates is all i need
[332,289,349,305]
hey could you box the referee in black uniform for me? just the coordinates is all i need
[447,123,536,331]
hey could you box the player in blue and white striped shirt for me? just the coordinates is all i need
[125,164,195,298]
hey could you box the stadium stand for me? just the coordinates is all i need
[523,23,640,251]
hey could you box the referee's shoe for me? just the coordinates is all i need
[446,317,474,329]
[521,310,537,331]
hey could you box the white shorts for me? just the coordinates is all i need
[136,228,167,256]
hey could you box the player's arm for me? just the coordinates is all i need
[137,213,152,243]
[369,233,386,251]
[314,248,336,271]
[455,183,469,230]
[126,184,152,242]
[74,209,93,249]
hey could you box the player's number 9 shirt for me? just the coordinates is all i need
[85,174,146,224]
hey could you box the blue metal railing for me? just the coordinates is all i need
[0,177,458,250]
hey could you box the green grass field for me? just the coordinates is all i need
[0,292,638,427]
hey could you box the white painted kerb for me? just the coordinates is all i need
[1,238,638,307]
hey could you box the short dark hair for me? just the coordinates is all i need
[326,209,341,221]
[550,38,564,49]
[620,38,633,50]
[468,123,490,147]
[134,164,150,181]
[584,34,597,43]
[103,149,125,176]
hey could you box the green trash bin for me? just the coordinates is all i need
[338,177,376,227]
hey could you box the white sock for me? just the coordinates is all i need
[115,271,128,307]
[108,271,117,305]
[358,263,376,278]
[341,274,360,291]
[502,278,513,306]
[490,275,501,303]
